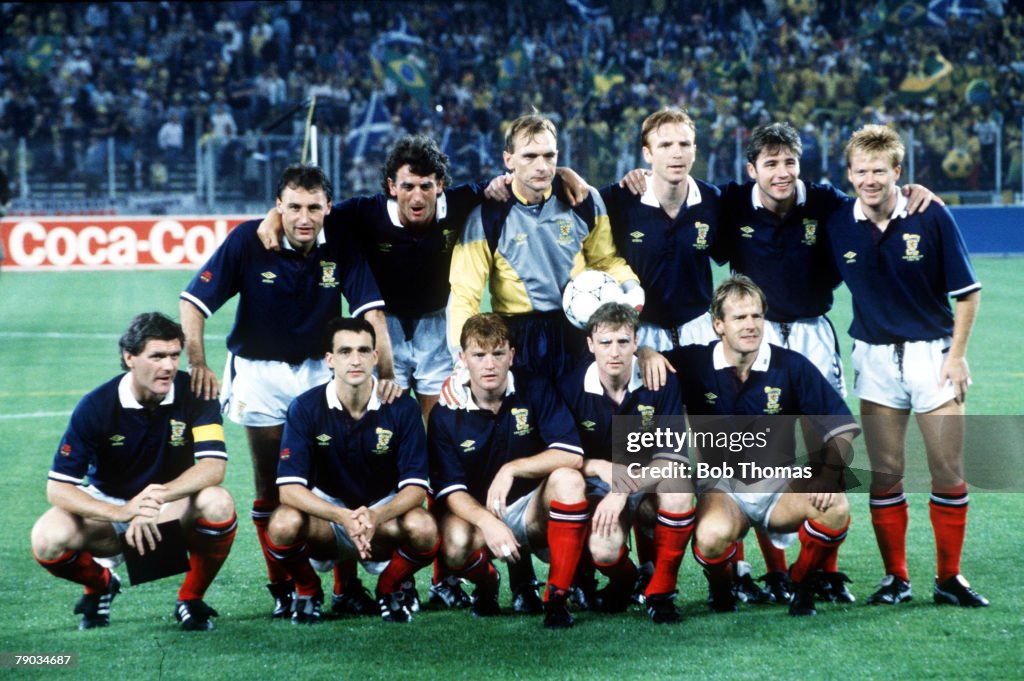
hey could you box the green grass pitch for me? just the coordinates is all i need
[0,259,1021,680]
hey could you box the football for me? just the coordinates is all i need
[562,269,624,329]
[942,147,974,179]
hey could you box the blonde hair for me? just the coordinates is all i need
[640,108,696,149]
[845,124,905,168]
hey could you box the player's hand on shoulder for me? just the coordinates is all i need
[621,280,645,313]
[189,363,220,401]
[619,168,650,195]
[484,173,513,202]
[556,166,590,206]
[376,378,402,404]
[256,207,283,251]
[439,360,470,409]
[902,184,944,214]
[637,347,675,391]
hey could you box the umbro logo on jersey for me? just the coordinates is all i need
[109,434,126,446]
[740,226,754,238]
[377,242,393,253]
[843,251,857,264]
[704,392,717,404]
[629,230,644,243]
[261,271,277,283]
[580,420,596,431]
[316,434,331,446]
[460,439,476,452]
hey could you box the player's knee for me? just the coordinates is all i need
[588,534,623,565]
[816,494,850,529]
[195,486,235,523]
[30,508,76,561]
[694,519,735,558]
[546,467,585,502]
[401,507,438,549]
[657,492,693,514]
[441,518,473,567]
[267,505,305,545]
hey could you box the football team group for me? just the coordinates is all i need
[29,108,988,633]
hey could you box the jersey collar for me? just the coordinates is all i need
[281,227,327,252]
[641,174,702,209]
[325,376,381,413]
[712,339,772,373]
[853,190,908,223]
[512,183,552,205]
[387,193,448,228]
[466,371,517,411]
[118,373,175,409]
[751,178,807,210]
[583,357,644,396]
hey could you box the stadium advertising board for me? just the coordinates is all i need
[0,216,256,270]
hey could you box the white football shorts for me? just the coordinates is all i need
[764,315,846,397]
[222,355,330,427]
[387,308,453,396]
[638,311,717,351]
[851,337,959,412]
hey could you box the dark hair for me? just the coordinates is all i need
[275,164,333,203]
[119,312,185,370]
[381,135,452,193]
[586,302,640,336]
[460,313,511,352]
[709,274,767,321]
[746,122,803,165]
[324,316,376,352]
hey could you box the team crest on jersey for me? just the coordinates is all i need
[316,434,331,446]
[511,408,532,436]
[763,387,782,415]
[843,251,857,264]
[109,434,125,447]
[373,427,393,455]
[802,220,817,245]
[638,405,656,430]
[60,443,72,457]
[902,234,923,261]
[260,271,277,284]
[704,392,717,405]
[580,420,596,432]
[514,232,529,246]
[556,220,574,246]
[740,226,754,238]
[442,228,457,251]
[630,230,645,243]
[460,439,476,452]
[319,261,339,288]
[169,419,187,447]
[693,222,710,250]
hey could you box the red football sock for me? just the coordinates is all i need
[594,545,638,586]
[178,513,238,601]
[734,539,746,562]
[265,538,321,597]
[755,526,789,573]
[545,500,589,598]
[789,518,849,584]
[633,525,655,566]
[376,539,440,596]
[870,491,909,581]
[35,549,109,594]
[645,508,695,597]
[333,560,358,596]
[451,548,498,586]
[930,485,968,582]
[252,499,288,584]
[693,541,737,591]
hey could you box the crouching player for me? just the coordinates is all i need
[429,314,590,629]
[31,313,236,631]
[557,302,695,623]
[642,276,859,616]
[266,317,437,624]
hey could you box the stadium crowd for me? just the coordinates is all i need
[0,1,1020,196]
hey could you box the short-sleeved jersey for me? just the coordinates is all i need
[428,370,584,505]
[718,180,848,322]
[667,341,858,473]
[180,220,384,364]
[324,184,484,321]
[48,371,226,500]
[276,380,429,508]
[448,177,638,349]
[556,358,685,461]
[602,177,724,327]
[825,194,981,344]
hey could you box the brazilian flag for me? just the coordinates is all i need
[593,65,626,96]
[380,50,431,106]
[497,39,523,91]
[887,1,927,25]
[964,78,992,106]
[896,52,952,102]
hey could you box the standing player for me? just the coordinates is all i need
[557,302,695,623]
[447,112,643,383]
[827,124,987,607]
[429,313,591,629]
[645,276,859,616]
[179,164,389,618]
[31,313,236,631]
[264,317,437,624]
